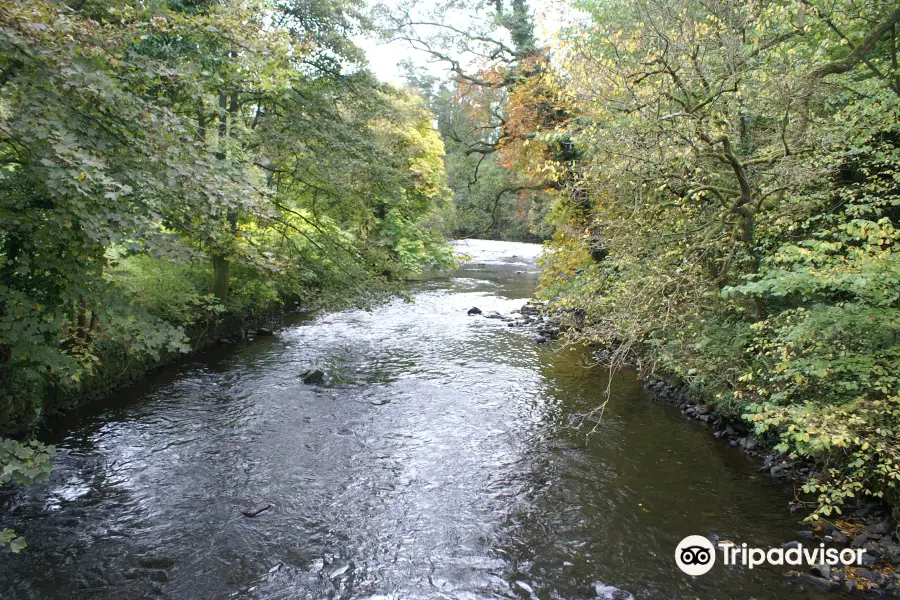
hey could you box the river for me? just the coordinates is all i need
[0,240,848,599]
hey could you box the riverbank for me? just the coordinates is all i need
[644,377,900,595]
[1,302,291,439]
[481,298,900,595]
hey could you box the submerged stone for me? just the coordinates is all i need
[592,582,634,600]
[241,502,274,517]
[302,368,326,384]
[799,573,839,592]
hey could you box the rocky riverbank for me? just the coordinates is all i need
[2,307,293,438]
[643,377,900,594]
[468,299,900,595]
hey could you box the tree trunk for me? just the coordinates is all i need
[211,88,239,301]
[212,254,231,301]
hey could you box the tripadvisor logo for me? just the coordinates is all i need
[675,535,716,576]
[675,535,867,576]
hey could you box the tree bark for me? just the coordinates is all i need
[212,254,231,301]
[211,89,240,301]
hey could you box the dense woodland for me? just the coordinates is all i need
[392,0,900,521]
[0,0,460,550]
[1,0,899,551]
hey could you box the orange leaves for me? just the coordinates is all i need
[498,55,574,188]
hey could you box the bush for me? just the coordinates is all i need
[108,252,211,326]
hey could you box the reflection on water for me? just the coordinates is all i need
[1,240,844,599]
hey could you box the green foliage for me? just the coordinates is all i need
[0,438,53,487]
[532,0,900,516]
[408,74,552,241]
[1,0,455,433]
[0,438,54,552]
[109,254,213,326]
[0,0,456,548]
[1,529,26,553]
[723,92,900,516]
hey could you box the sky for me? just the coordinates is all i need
[355,0,578,85]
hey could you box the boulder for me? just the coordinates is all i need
[868,520,893,536]
[879,541,900,560]
[863,541,883,557]
[302,368,326,384]
[856,568,882,585]
[467,307,482,315]
[831,529,849,544]
[256,327,275,336]
[810,563,832,579]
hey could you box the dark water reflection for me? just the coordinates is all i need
[0,240,849,599]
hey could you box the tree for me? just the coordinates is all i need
[1,0,457,550]
[387,0,560,240]
[536,0,900,515]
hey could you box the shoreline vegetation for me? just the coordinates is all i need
[2,0,899,593]
[396,0,900,552]
[0,0,461,550]
[497,300,900,593]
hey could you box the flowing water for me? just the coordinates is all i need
[1,240,850,600]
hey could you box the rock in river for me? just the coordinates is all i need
[467,307,482,315]
[241,502,274,517]
[302,368,325,384]
[592,582,634,600]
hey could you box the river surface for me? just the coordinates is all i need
[1,240,850,600]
